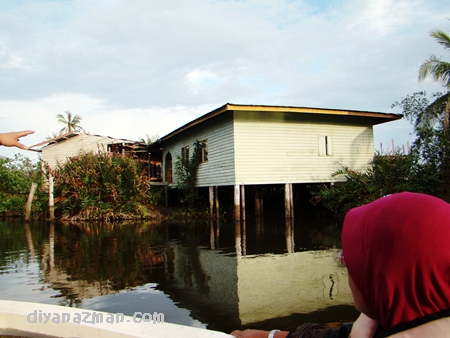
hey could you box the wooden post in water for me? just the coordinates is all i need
[214,186,219,219]
[210,218,215,250]
[286,217,295,253]
[48,175,55,221]
[235,221,241,257]
[25,182,37,222]
[209,186,214,218]
[234,184,241,221]
[254,186,262,217]
[290,183,294,218]
[49,222,55,269]
[285,183,294,219]
[240,184,246,222]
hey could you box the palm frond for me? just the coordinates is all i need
[419,28,450,89]
[430,29,450,51]
[419,56,450,87]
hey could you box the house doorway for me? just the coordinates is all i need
[165,152,173,183]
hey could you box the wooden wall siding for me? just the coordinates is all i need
[233,111,374,184]
[41,134,122,169]
[163,114,236,187]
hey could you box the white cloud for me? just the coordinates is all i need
[0,0,449,159]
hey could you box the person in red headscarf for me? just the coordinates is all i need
[341,192,450,337]
[231,192,450,338]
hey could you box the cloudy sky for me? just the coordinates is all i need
[1,0,449,160]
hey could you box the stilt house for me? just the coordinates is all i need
[158,103,401,217]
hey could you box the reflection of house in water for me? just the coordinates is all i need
[161,221,352,330]
[34,221,352,332]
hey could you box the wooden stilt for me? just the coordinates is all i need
[209,186,214,218]
[290,183,294,219]
[241,184,246,222]
[234,184,241,221]
[285,183,290,219]
[210,219,215,250]
[49,222,55,269]
[49,176,55,221]
[286,217,295,253]
[254,186,261,217]
[242,220,247,257]
[260,192,264,216]
[214,186,219,219]
[285,183,294,219]
[216,217,220,247]
[25,182,37,222]
[235,221,242,257]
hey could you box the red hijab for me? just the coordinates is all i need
[342,192,450,330]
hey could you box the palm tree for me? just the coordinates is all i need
[56,110,84,134]
[138,133,160,144]
[418,26,450,197]
[419,29,450,88]
[419,29,450,130]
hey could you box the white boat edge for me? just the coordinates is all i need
[0,300,233,338]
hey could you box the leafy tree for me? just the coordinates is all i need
[392,91,448,199]
[175,140,204,207]
[56,110,84,134]
[0,155,46,218]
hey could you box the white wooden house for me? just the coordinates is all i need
[160,103,401,218]
[31,132,137,169]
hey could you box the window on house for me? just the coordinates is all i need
[201,140,208,163]
[319,135,333,156]
[181,146,189,160]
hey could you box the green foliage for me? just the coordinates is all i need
[53,151,162,220]
[0,155,46,218]
[311,152,419,214]
[174,140,204,206]
[392,91,449,199]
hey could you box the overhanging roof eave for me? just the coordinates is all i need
[160,103,403,142]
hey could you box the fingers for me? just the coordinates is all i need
[14,141,28,150]
[15,130,35,138]
[0,130,35,149]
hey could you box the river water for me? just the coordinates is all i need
[0,214,358,334]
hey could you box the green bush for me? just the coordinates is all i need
[310,152,423,214]
[53,151,162,220]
